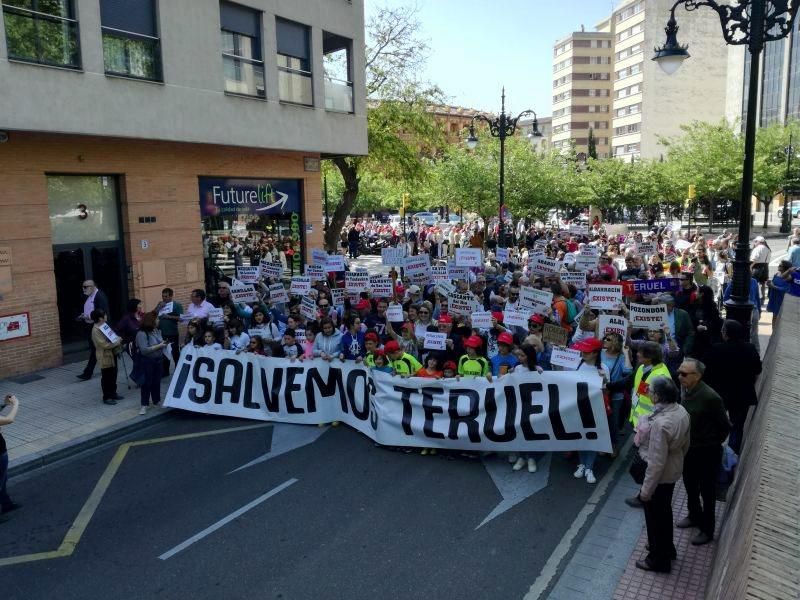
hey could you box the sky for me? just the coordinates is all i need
[364,0,620,117]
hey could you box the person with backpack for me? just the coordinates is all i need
[550,282,574,334]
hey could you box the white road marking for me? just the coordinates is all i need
[227,424,328,474]
[523,436,634,600]
[158,478,298,560]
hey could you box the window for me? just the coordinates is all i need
[277,17,312,105]
[616,62,642,80]
[2,0,80,68]
[220,2,265,98]
[100,0,160,80]
[616,2,643,23]
[760,30,785,126]
[617,23,643,42]
[323,31,352,112]
[615,123,640,135]
[616,83,642,98]
[616,43,643,61]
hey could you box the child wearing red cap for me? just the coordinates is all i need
[442,360,458,379]
[458,335,491,379]
[490,331,519,377]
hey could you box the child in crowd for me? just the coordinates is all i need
[280,329,303,360]
[458,335,491,379]
[490,332,519,377]
[371,350,393,374]
[417,355,443,379]
[442,360,458,379]
[225,319,250,354]
[302,325,317,360]
[201,329,222,350]
[247,336,267,356]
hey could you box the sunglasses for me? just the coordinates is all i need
[676,371,696,377]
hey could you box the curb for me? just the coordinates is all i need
[8,408,177,478]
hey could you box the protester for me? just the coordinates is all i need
[766,260,797,325]
[750,236,771,303]
[571,337,609,485]
[91,309,123,405]
[77,280,110,381]
[135,312,167,415]
[187,289,215,319]
[458,335,491,379]
[116,298,142,346]
[384,340,422,375]
[156,288,183,375]
[0,394,21,519]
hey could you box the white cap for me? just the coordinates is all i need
[753,236,765,243]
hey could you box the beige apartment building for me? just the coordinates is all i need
[552,0,728,162]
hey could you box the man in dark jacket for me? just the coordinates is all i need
[677,358,731,546]
[702,319,762,454]
[77,280,110,381]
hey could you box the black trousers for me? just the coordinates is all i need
[683,445,722,537]
[100,358,118,401]
[643,482,676,571]
[140,357,163,407]
[82,325,97,377]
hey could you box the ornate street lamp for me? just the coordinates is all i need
[466,88,542,248]
[653,0,800,327]
[782,132,796,233]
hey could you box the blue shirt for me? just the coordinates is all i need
[788,245,800,269]
[490,353,519,377]
[723,277,761,313]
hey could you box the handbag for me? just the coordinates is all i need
[629,451,648,485]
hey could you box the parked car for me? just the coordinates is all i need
[776,201,800,220]
[413,211,439,226]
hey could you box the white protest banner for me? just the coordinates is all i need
[260,260,283,279]
[431,265,449,283]
[268,283,289,305]
[455,247,483,267]
[531,256,563,276]
[560,271,587,289]
[575,255,599,272]
[471,311,492,329]
[345,271,369,293]
[369,276,393,297]
[496,247,509,263]
[586,284,623,310]
[381,246,406,267]
[637,241,657,256]
[330,289,345,307]
[387,303,404,321]
[311,248,329,266]
[158,301,174,317]
[289,277,312,295]
[207,307,224,324]
[325,254,346,272]
[435,280,456,297]
[629,303,669,330]
[404,254,430,277]
[305,264,325,282]
[503,308,530,328]
[300,296,317,321]
[423,332,447,351]
[165,348,611,452]
[519,287,553,315]
[675,239,692,251]
[599,314,628,339]
[230,284,258,303]
[236,266,261,283]
[449,292,476,317]
[569,224,589,235]
[99,323,121,344]
[550,347,583,370]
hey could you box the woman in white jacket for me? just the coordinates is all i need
[312,317,343,360]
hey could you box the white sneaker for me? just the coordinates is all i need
[585,469,596,484]
[508,453,519,464]
[139,406,147,416]
[512,457,526,471]
[573,464,586,478]
[527,458,537,473]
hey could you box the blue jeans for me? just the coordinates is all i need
[139,357,163,407]
[579,451,597,470]
[0,451,12,509]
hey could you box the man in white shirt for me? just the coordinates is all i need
[186,289,215,319]
[749,236,771,303]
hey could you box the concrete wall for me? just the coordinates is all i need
[0,0,367,156]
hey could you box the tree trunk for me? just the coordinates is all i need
[761,195,771,230]
[325,157,360,252]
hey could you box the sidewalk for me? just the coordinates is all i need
[1,357,170,473]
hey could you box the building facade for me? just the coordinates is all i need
[0,0,367,377]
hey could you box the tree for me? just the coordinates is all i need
[323,5,444,250]
[587,128,598,160]
[753,120,800,229]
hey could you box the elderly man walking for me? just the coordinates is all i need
[676,358,730,546]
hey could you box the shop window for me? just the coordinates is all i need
[2,0,80,68]
[220,1,265,98]
[100,0,161,81]
[323,30,353,113]
[276,17,312,105]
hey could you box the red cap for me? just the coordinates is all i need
[497,332,514,345]
[443,360,457,370]
[464,335,483,349]
[571,337,603,353]
[401,322,415,331]
[374,348,385,356]
[355,299,371,311]
[529,314,546,325]
[383,340,401,353]
[438,314,453,324]
[491,311,504,322]
[365,332,379,343]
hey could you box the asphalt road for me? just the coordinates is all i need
[1,413,619,600]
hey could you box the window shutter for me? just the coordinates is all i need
[220,1,260,38]
[100,0,157,37]
[276,18,309,60]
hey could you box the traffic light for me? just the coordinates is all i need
[688,184,696,200]
[401,193,410,215]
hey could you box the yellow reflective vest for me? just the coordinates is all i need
[629,362,672,426]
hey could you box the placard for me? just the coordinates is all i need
[369,276,393,297]
[236,266,261,283]
[560,271,587,289]
[305,264,325,282]
[381,247,407,267]
[99,322,121,344]
[599,314,628,339]
[542,323,568,347]
[387,304,404,321]
[207,307,224,324]
[449,292,476,317]
[0,312,30,342]
[345,272,370,293]
[289,277,312,295]
[550,346,582,370]
[534,239,549,251]
[586,284,623,310]
[531,256,563,276]
[423,332,447,350]
[637,241,657,256]
[471,311,492,329]
[260,260,283,279]
[455,248,483,267]
[624,278,680,296]
[568,224,588,235]
[496,247,509,263]
[575,255,599,272]
[300,296,317,321]
[502,308,530,328]
[430,266,449,283]
[330,289,345,307]
[311,248,329,266]
[230,284,258,303]
[268,283,289,305]
[404,254,430,277]
[434,281,456,297]
[157,301,174,317]
[325,254,346,272]
[629,303,669,330]
[519,287,553,315]
[663,253,677,263]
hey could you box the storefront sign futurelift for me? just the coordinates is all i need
[199,178,301,217]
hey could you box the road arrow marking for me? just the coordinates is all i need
[477,454,552,529]
[227,423,328,474]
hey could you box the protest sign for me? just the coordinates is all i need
[369,276,393,297]
[534,239,549,251]
[300,296,317,321]
[496,247,509,263]
[236,266,260,283]
[305,264,325,282]
[599,314,628,339]
[260,260,283,279]
[404,255,430,277]
[207,307,224,324]
[542,323,569,347]
[325,254,346,272]
[431,265,449,283]
[629,303,669,330]
[99,323,121,344]
[434,281,456,297]
[311,248,329,266]
[531,256,563,276]
[471,311,492,329]
[586,284,623,310]
[519,287,553,315]
[503,308,530,328]
[455,248,482,267]
[447,264,470,281]
[675,239,692,251]
[330,289,345,307]
[345,271,369,293]
[386,303,404,321]
[158,301,174,317]
[289,277,311,295]
[449,292,476,317]
[575,255,599,272]
[581,246,600,256]
[423,332,447,351]
[550,347,583,370]
[166,349,611,452]
[267,283,288,305]
[230,284,258,303]
[637,241,657,256]
[623,278,680,297]
[560,271,587,289]
[569,224,589,235]
[381,246,406,266]
[663,253,677,263]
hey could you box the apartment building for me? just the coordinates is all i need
[551,30,614,158]
[0,0,367,377]
[551,0,728,162]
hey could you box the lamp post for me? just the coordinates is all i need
[782,132,795,233]
[653,0,800,327]
[466,88,543,249]
[323,173,330,234]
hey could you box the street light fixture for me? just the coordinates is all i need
[782,132,796,233]
[652,0,800,328]
[466,88,541,248]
